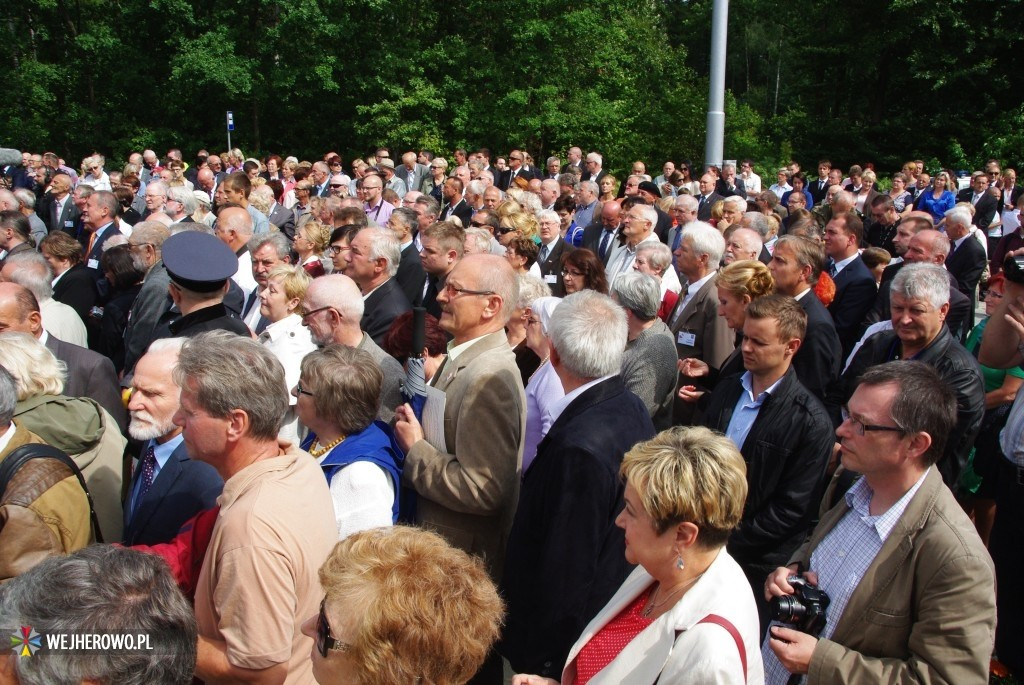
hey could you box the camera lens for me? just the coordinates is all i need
[770,595,807,624]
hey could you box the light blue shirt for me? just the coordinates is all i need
[129,433,183,516]
[725,371,783,450]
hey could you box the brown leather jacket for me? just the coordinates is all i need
[0,421,93,581]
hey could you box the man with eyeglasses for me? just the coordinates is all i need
[394,253,526,683]
[836,262,984,488]
[361,174,393,225]
[293,180,314,228]
[701,295,833,630]
[763,360,994,685]
[581,151,607,184]
[498,149,536,191]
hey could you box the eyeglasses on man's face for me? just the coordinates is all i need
[840,406,905,436]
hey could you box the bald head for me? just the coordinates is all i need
[216,206,253,250]
[302,274,364,346]
[905,229,950,265]
[0,282,42,337]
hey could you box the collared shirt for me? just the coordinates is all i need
[671,270,717,328]
[547,374,614,426]
[725,371,784,450]
[0,422,16,455]
[129,433,184,515]
[575,200,598,229]
[761,469,930,685]
[830,252,858,277]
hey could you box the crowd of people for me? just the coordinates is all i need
[0,143,1021,684]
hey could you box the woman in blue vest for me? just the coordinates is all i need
[296,345,403,539]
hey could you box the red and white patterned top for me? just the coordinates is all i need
[574,586,655,684]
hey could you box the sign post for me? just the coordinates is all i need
[226,111,234,151]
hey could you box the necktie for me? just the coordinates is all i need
[828,259,838,278]
[85,230,97,258]
[973,194,981,206]
[599,231,613,260]
[671,228,683,265]
[135,444,158,512]
[539,244,550,263]
[52,199,59,227]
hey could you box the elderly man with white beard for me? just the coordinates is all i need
[121,337,223,546]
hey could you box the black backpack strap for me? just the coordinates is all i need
[0,443,105,543]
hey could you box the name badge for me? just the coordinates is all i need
[544,274,558,284]
[87,259,99,269]
[677,331,696,347]
[64,220,74,227]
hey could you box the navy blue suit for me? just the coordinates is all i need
[827,255,877,359]
[122,440,223,546]
[500,377,655,678]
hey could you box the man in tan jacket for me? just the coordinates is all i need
[0,366,91,580]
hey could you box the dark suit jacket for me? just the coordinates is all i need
[52,263,98,324]
[83,223,124,283]
[652,205,672,244]
[537,236,573,297]
[793,290,841,403]
[43,334,127,432]
[396,243,426,306]
[715,177,746,199]
[945,235,987,305]
[122,261,172,375]
[808,177,831,205]
[40,193,81,235]
[441,198,473,226]
[696,192,724,222]
[581,169,607,184]
[582,225,619,265]
[498,167,538,191]
[957,188,998,233]
[266,203,296,240]
[827,255,877,358]
[121,440,223,546]
[500,377,655,677]
[361,277,412,347]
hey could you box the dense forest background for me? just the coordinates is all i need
[3,0,1023,176]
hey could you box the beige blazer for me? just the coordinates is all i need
[793,467,995,684]
[403,330,526,580]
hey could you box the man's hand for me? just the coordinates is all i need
[677,357,710,378]
[768,625,818,675]
[393,403,424,453]
[764,565,818,600]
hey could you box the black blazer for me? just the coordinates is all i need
[52,264,98,325]
[808,177,831,205]
[945,236,987,303]
[361,277,412,347]
[40,193,82,235]
[122,440,223,546]
[441,198,473,227]
[43,333,127,432]
[536,236,573,297]
[499,377,655,678]
[957,188,998,233]
[827,255,877,358]
[793,291,842,403]
[696,192,724,221]
[498,167,538,191]
[396,243,426,306]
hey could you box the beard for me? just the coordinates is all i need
[129,409,176,442]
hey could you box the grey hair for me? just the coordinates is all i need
[676,194,699,211]
[464,228,493,254]
[611,271,661,321]
[4,251,53,300]
[742,212,770,239]
[145,336,185,356]
[579,181,598,196]
[13,188,36,210]
[0,545,197,685]
[466,180,486,198]
[390,207,417,236]
[723,195,746,211]
[634,204,658,228]
[548,290,628,378]
[516,273,553,310]
[890,262,950,309]
[546,156,560,166]
[557,174,579,191]
[944,205,973,229]
[0,331,66,399]
[536,209,560,225]
[0,366,16,425]
[468,254,519,325]
[248,231,291,259]
[586,152,603,166]
[167,185,197,214]
[146,179,168,197]
[683,221,726,266]
[361,227,401,277]
[635,241,673,275]
[306,274,365,323]
[173,331,288,440]
[479,169,494,185]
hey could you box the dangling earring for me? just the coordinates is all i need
[676,554,685,570]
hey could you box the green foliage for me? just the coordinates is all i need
[2,0,1022,173]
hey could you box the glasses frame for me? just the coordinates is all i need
[295,380,315,397]
[443,282,495,299]
[316,598,351,658]
[840,406,906,437]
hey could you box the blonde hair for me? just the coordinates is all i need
[716,259,774,301]
[301,221,332,253]
[319,526,504,685]
[499,211,539,241]
[0,332,66,399]
[621,426,747,547]
[266,265,312,304]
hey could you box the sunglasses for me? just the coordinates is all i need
[497,226,516,235]
[316,599,351,658]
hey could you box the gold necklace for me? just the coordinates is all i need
[641,572,706,618]
[309,435,346,458]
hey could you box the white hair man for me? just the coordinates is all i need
[345,227,411,346]
[500,289,655,678]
